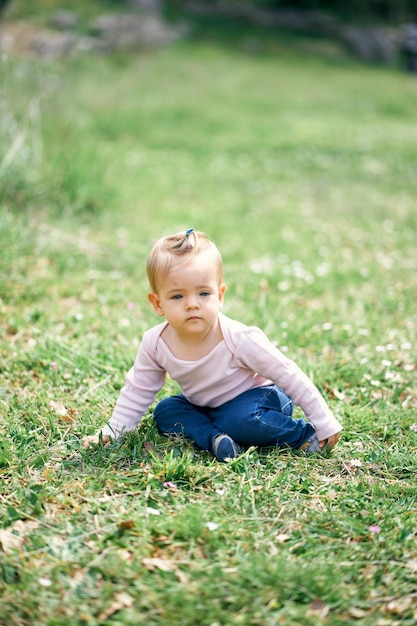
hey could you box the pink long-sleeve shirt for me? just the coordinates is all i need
[99,313,342,441]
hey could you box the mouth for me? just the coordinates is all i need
[187,316,201,321]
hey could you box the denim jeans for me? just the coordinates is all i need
[153,385,316,453]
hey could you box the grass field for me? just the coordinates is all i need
[1,12,417,625]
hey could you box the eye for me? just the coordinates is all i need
[200,291,211,297]
[171,294,183,300]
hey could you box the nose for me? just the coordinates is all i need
[186,296,199,310]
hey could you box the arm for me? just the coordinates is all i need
[83,329,166,447]
[235,326,342,444]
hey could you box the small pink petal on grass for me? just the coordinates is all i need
[50,362,58,370]
[163,481,178,490]
[369,525,381,534]
[409,423,417,432]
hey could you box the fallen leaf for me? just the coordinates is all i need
[323,382,346,401]
[117,520,135,531]
[61,407,77,423]
[269,543,278,556]
[306,598,330,619]
[98,592,133,622]
[384,596,412,615]
[405,558,417,572]
[49,400,67,417]
[0,529,24,553]
[175,569,189,584]
[116,549,133,562]
[332,388,346,401]
[70,568,87,586]
[11,520,40,533]
[0,520,40,553]
[142,557,179,573]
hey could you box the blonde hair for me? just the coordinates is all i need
[146,229,223,293]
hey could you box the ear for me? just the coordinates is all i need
[148,292,165,317]
[218,283,226,306]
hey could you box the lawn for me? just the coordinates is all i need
[1,12,417,625]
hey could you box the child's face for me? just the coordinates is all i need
[148,251,226,340]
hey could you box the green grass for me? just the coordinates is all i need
[1,16,417,626]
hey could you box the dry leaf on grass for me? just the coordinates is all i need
[306,598,330,619]
[142,557,189,584]
[0,520,40,553]
[116,549,133,562]
[49,400,77,422]
[0,529,24,553]
[98,592,133,622]
[404,558,417,572]
[323,382,347,401]
[11,520,40,533]
[383,596,413,615]
[49,400,68,416]
[142,557,179,572]
[117,519,136,531]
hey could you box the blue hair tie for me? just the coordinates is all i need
[185,228,195,236]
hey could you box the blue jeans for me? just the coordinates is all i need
[153,385,315,453]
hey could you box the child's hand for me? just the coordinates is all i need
[320,433,340,450]
[83,434,110,448]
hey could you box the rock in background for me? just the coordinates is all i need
[1,0,416,70]
[0,3,186,59]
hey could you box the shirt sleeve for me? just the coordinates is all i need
[98,330,166,439]
[234,325,342,441]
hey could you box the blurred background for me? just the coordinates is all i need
[1,0,416,351]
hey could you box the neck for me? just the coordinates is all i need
[164,320,223,360]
